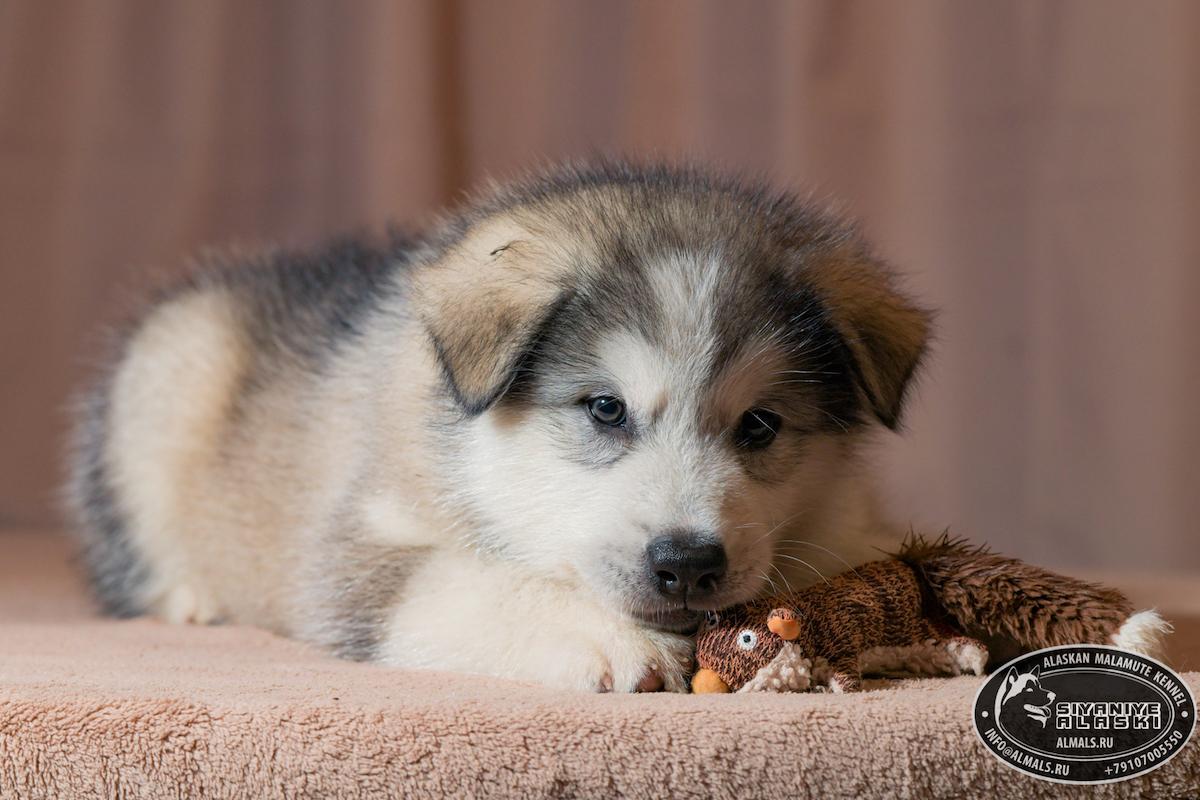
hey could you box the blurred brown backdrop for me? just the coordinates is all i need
[1,0,1197,575]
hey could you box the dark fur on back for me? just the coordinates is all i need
[66,379,151,617]
[185,233,415,369]
[895,532,1134,652]
[66,233,415,617]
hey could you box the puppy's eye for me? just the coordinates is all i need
[586,396,627,427]
[736,409,781,449]
[737,629,758,650]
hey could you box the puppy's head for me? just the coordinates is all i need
[415,163,930,631]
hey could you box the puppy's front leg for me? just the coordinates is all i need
[374,549,693,692]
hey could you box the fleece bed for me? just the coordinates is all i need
[1,531,1198,799]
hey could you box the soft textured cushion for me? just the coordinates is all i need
[2,532,1197,799]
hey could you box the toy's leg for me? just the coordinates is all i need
[827,671,861,693]
[944,635,988,675]
[369,547,694,693]
[859,643,958,677]
[825,657,863,693]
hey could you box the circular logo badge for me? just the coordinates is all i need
[973,645,1195,784]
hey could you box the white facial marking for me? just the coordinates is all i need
[450,248,880,617]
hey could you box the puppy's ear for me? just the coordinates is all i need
[806,253,932,430]
[414,221,571,414]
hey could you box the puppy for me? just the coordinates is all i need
[67,162,931,692]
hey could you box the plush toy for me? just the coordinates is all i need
[691,535,1164,694]
[692,557,985,694]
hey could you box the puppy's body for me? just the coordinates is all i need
[69,163,929,692]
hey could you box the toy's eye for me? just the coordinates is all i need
[737,629,758,650]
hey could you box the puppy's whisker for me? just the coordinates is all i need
[757,569,780,596]
[773,553,830,585]
[746,510,807,548]
[773,539,863,580]
[746,524,784,549]
[771,369,840,377]
[719,337,776,387]
[746,528,776,548]
[785,398,851,431]
[764,379,824,387]
[768,561,795,595]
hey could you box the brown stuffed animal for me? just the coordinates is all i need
[692,557,986,694]
[692,535,1167,694]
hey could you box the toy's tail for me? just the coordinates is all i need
[895,532,1170,662]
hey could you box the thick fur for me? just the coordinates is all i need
[66,161,933,692]
[896,533,1169,662]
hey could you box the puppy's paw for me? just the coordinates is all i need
[373,552,694,693]
[591,624,693,693]
[158,583,219,625]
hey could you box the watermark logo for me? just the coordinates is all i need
[973,645,1194,784]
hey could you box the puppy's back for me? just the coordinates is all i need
[66,236,408,627]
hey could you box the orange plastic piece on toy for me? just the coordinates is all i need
[767,608,800,640]
[691,668,730,694]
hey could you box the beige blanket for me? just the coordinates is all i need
[2,532,1197,799]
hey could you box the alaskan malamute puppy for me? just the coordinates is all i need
[68,162,930,692]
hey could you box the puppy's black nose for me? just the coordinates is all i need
[646,534,727,599]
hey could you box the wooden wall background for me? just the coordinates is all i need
[1,0,1197,571]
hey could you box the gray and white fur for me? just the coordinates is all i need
[67,162,933,692]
